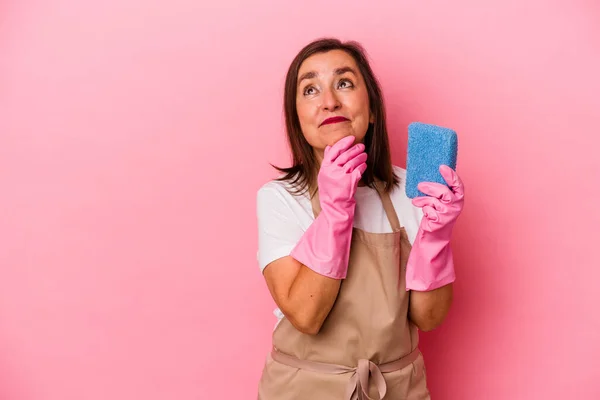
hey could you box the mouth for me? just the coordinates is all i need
[319,116,350,127]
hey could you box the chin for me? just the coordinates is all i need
[325,136,348,147]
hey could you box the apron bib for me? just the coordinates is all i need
[258,184,430,400]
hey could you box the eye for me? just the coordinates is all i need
[302,85,318,96]
[337,79,354,89]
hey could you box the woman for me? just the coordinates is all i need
[256,38,464,399]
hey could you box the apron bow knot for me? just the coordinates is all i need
[346,358,387,400]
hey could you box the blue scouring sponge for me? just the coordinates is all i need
[405,122,458,199]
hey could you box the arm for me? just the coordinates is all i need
[405,166,464,331]
[263,257,341,335]
[408,284,453,332]
[258,136,367,335]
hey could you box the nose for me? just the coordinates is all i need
[321,88,341,112]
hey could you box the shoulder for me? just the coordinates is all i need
[256,177,313,224]
[392,164,407,181]
[390,165,418,211]
[390,165,423,243]
[390,165,408,197]
[256,178,302,206]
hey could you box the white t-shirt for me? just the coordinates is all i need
[256,165,424,324]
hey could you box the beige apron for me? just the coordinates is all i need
[258,184,430,400]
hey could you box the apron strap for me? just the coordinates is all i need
[309,182,402,232]
[309,189,321,219]
[374,182,403,232]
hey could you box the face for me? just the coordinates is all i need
[296,50,373,158]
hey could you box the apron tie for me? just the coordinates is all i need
[271,347,421,400]
[346,358,387,400]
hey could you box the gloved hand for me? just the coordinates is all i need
[290,135,367,279]
[406,165,465,291]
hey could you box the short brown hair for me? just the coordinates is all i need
[273,37,398,196]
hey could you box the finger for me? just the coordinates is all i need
[343,152,368,172]
[440,165,464,198]
[335,143,365,166]
[324,136,356,163]
[412,196,447,214]
[417,182,454,203]
[351,162,367,182]
[422,205,439,222]
[412,195,441,209]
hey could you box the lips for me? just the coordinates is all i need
[320,116,350,126]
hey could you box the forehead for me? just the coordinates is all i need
[297,49,360,77]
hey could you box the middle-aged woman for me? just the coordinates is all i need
[256,37,465,399]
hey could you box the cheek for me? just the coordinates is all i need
[295,102,319,146]
[356,93,371,129]
[296,102,312,126]
[296,102,320,137]
[353,121,369,143]
[352,99,371,138]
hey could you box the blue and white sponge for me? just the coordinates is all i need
[405,122,458,199]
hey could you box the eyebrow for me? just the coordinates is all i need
[297,66,358,85]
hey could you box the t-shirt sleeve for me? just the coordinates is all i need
[256,184,306,272]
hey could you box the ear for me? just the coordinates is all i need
[369,111,375,123]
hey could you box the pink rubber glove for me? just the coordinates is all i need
[405,165,465,291]
[290,135,367,279]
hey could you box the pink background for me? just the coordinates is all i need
[1,0,599,399]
